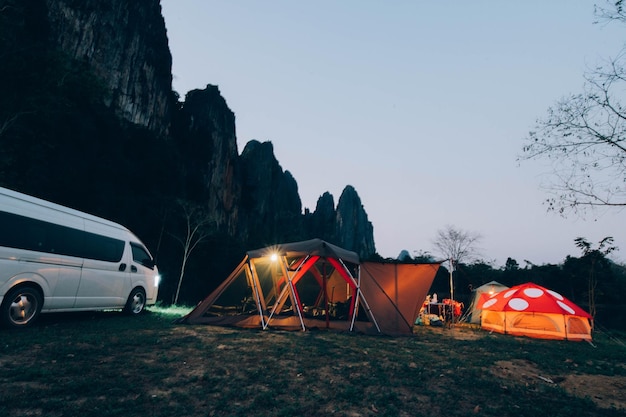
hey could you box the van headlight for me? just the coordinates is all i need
[154,274,161,287]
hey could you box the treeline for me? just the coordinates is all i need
[423,255,626,330]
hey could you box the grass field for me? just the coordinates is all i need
[1,306,625,417]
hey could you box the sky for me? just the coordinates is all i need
[160,1,626,267]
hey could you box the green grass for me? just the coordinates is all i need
[0,307,624,417]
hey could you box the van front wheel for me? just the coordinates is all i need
[1,286,43,328]
[123,288,146,315]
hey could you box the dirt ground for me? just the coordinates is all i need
[491,359,626,411]
[436,325,626,411]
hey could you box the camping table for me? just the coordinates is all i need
[426,302,444,317]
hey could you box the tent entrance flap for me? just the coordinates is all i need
[359,262,440,335]
[196,259,259,318]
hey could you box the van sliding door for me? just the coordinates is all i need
[73,225,129,309]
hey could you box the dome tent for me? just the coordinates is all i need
[480,282,592,341]
[462,281,509,324]
[179,239,441,335]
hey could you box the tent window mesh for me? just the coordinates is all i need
[567,317,588,334]
[205,270,255,317]
[482,312,503,326]
[512,314,560,332]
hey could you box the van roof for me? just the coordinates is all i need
[0,186,130,233]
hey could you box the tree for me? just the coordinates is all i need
[412,249,436,263]
[432,225,483,267]
[520,1,626,215]
[170,200,215,305]
[504,257,520,271]
[431,225,482,313]
[574,236,617,320]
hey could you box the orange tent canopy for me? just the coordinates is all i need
[481,282,591,318]
[480,282,592,341]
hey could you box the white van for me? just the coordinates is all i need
[0,186,160,327]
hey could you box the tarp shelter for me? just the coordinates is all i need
[180,239,441,335]
[462,281,509,324]
[480,282,592,341]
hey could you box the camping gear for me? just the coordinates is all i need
[179,239,441,335]
[480,282,592,341]
[462,281,509,324]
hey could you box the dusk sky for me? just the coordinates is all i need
[161,1,625,266]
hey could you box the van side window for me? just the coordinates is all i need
[82,232,125,262]
[0,211,124,262]
[130,242,154,269]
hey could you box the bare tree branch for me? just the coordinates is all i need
[594,0,626,24]
[520,11,626,215]
[0,111,33,137]
[169,199,215,305]
[432,225,483,265]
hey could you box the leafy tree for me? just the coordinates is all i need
[455,260,500,303]
[520,1,626,215]
[560,256,590,303]
[573,236,617,319]
[412,250,436,263]
[504,257,520,271]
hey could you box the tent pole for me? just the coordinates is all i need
[449,258,455,327]
[349,263,381,333]
[323,261,330,328]
[504,312,507,335]
[266,255,311,329]
[247,259,266,329]
[265,284,290,329]
[357,288,381,333]
[350,265,360,331]
[280,255,306,331]
[350,292,360,331]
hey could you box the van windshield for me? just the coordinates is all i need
[130,242,155,269]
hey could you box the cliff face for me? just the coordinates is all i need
[306,192,337,241]
[304,187,376,259]
[335,186,376,259]
[45,0,172,137]
[0,0,378,303]
[176,86,241,235]
[239,140,303,246]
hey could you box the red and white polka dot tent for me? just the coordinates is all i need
[480,282,592,341]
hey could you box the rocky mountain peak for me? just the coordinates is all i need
[239,140,302,246]
[336,185,376,259]
[176,85,240,234]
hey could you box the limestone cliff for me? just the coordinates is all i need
[0,0,378,303]
[45,0,172,137]
[175,85,241,235]
[304,187,376,259]
[335,186,376,259]
[305,192,337,242]
[239,140,303,246]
